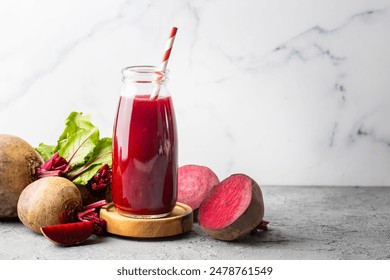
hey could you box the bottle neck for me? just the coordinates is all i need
[121,66,170,98]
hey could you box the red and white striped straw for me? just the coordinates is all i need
[159,26,178,72]
[150,27,178,100]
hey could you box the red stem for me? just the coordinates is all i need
[77,208,95,221]
[83,200,107,211]
[258,219,269,231]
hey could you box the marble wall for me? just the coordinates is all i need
[1,0,389,186]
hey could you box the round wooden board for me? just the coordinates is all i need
[100,202,193,238]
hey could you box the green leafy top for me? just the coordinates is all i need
[35,112,112,186]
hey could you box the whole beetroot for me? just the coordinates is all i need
[0,134,43,218]
[17,177,83,233]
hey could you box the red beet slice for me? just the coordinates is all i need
[40,221,95,246]
[177,164,219,211]
[198,174,264,241]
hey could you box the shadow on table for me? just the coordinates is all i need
[234,228,293,246]
[107,228,198,243]
[0,217,20,223]
[105,223,298,247]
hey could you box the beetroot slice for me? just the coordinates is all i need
[177,164,219,210]
[40,221,95,246]
[198,174,264,241]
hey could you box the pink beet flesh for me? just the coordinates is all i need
[177,165,219,210]
[198,174,252,230]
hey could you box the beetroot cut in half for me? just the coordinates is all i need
[177,164,220,211]
[40,221,95,246]
[198,174,264,241]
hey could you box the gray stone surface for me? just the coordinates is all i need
[1,186,389,260]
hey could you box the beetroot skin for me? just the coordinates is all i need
[198,174,264,241]
[177,164,219,210]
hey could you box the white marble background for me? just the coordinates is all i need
[1,0,389,186]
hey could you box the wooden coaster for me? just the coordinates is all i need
[100,202,193,238]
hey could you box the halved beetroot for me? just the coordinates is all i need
[40,221,95,246]
[198,174,264,241]
[177,164,219,211]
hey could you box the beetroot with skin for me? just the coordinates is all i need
[177,164,220,211]
[198,174,264,241]
[17,177,83,233]
[0,134,43,218]
[40,221,95,246]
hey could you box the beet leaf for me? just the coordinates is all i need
[68,137,112,186]
[35,112,112,190]
[55,112,96,151]
[58,127,99,167]
[36,143,56,161]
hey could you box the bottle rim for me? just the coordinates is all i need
[121,65,169,83]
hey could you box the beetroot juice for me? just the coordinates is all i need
[112,66,178,218]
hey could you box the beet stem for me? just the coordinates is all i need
[257,219,270,231]
[77,200,108,234]
[83,200,108,211]
[37,152,72,178]
[77,208,96,221]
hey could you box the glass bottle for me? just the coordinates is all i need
[112,66,178,218]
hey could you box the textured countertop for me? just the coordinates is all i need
[1,186,389,260]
